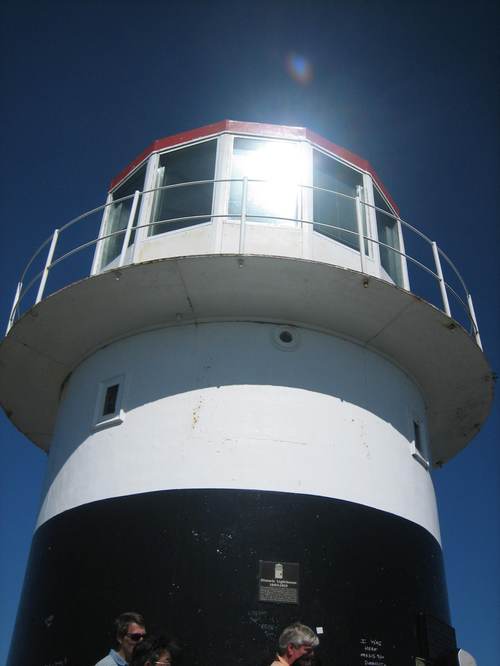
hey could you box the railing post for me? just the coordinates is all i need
[355,186,365,273]
[239,177,248,255]
[298,183,304,258]
[35,229,59,305]
[467,293,483,350]
[396,216,411,292]
[118,190,140,268]
[6,282,23,334]
[431,242,451,317]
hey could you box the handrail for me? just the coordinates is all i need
[4,178,481,348]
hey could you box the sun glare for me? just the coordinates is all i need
[242,141,304,223]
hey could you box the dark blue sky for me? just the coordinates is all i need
[1,1,498,664]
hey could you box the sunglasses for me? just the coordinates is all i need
[126,632,146,642]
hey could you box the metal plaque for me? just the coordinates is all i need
[258,560,299,604]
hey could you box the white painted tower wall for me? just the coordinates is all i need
[38,321,439,540]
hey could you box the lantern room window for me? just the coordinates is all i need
[150,140,217,236]
[313,150,364,251]
[374,187,403,287]
[229,138,302,226]
[100,164,146,267]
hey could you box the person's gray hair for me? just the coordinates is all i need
[278,623,319,653]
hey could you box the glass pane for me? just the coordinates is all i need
[229,138,301,226]
[150,140,216,235]
[100,165,146,267]
[103,384,119,416]
[374,188,403,286]
[313,150,362,250]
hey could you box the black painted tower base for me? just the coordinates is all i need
[8,490,456,666]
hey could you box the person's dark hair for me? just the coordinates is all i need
[295,653,322,666]
[130,635,172,666]
[115,611,146,640]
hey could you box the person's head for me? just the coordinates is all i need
[129,635,172,666]
[277,623,319,665]
[115,612,146,662]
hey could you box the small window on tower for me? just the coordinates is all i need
[413,421,422,455]
[103,384,119,416]
[93,375,125,430]
[410,415,429,469]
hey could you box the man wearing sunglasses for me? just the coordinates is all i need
[95,611,147,666]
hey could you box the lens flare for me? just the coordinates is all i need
[286,53,313,85]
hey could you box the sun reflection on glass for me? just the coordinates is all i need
[238,141,304,224]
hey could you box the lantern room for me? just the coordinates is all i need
[92,120,407,289]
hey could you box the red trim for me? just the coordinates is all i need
[109,141,157,191]
[109,121,229,190]
[109,119,399,214]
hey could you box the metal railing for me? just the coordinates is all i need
[5,178,482,349]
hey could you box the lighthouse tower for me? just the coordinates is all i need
[2,121,492,666]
